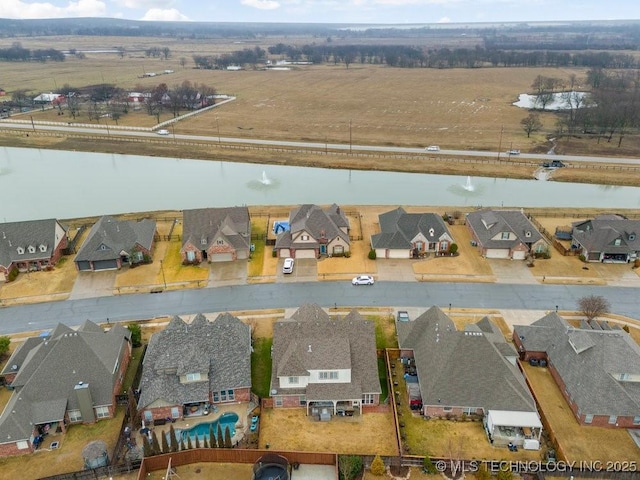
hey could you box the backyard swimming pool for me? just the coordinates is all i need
[180,412,239,443]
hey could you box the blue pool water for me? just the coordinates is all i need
[180,412,239,443]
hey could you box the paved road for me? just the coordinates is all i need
[0,281,637,335]
[2,121,639,165]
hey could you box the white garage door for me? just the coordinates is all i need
[512,250,526,260]
[388,249,411,259]
[211,253,233,262]
[486,249,510,259]
[295,249,316,259]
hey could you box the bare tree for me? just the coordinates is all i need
[521,113,543,138]
[180,57,187,69]
[338,455,362,480]
[578,295,611,321]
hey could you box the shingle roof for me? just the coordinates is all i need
[0,321,130,443]
[514,313,640,416]
[276,204,349,249]
[75,216,156,262]
[572,217,640,254]
[397,307,536,413]
[181,207,251,253]
[466,210,545,250]
[0,219,66,268]
[270,304,380,399]
[371,207,453,249]
[137,313,251,410]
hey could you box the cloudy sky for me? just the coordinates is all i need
[2,0,639,24]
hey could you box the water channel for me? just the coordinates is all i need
[0,146,638,222]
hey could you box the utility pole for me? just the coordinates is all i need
[497,125,504,161]
[216,117,221,143]
[349,119,352,154]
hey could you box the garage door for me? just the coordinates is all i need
[93,259,118,270]
[485,249,510,259]
[295,249,316,259]
[211,253,233,262]
[512,250,526,260]
[76,260,92,271]
[279,248,290,258]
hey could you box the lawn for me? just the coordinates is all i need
[378,357,389,403]
[122,345,144,392]
[160,237,209,284]
[371,313,398,349]
[251,337,272,398]
[248,218,267,278]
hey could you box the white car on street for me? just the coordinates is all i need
[426,145,440,152]
[352,275,375,285]
[157,129,170,135]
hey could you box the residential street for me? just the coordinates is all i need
[0,281,638,335]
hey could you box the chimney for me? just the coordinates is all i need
[74,382,96,423]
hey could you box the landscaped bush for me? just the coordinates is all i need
[7,268,18,282]
[449,243,458,255]
[370,455,385,476]
[579,254,586,262]
[422,456,438,475]
[368,249,377,260]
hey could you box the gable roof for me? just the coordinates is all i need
[182,207,250,252]
[276,204,349,249]
[0,219,65,267]
[514,313,640,416]
[397,307,537,413]
[466,210,545,250]
[75,216,156,263]
[371,207,453,249]
[0,321,130,443]
[270,304,380,399]
[137,313,251,410]
[572,217,640,253]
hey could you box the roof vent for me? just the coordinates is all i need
[270,389,277,395]
[11,364,18,371]
[78,381,83,385]
[308,344,312,353]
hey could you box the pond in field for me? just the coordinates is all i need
[0,146,639,222]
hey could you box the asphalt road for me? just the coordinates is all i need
[2,121,639,165]
[0,281,637,335]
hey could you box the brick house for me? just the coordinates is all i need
[397,306,542,447]
[0,218,68,281]
[181,207,251,263]
[74,216,156,271]
[274,204,350,259]
[371,207,454,259]
[571,214,640,263]
[270,304,381,417]
[0,321,131,457]
[514,312,640,428]
[137,313,252,424]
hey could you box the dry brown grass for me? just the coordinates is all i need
[0,256,77,304]
[142,462,254,480]
[522,364,639,462]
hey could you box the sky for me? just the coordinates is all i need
[2,0,640,25]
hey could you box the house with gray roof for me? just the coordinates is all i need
[74,215,156,271]
[0,218,67,281]
[137,313,252,424]
[571,214,640,263]
[181,207,251,263]
[275,204,350,259]
[513,313,640,428]
[0,321,131,457]
[397,306,542,447]
[371,207,454,259]
[466,209,547,260]
[270,304,381,417]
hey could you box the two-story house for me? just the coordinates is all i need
[137,313,252,424]
[571,214,640,263]
[274,204,350,258]
[466,209,547,260]
[371,207,455,258]
[269,304,381,418]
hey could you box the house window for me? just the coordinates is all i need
[584,414,594,424]
[95,406,110,419]
[299,395,306,406]
[227,390,235,401]
[220,390,227,401]
[216,239,224,245]
[133,251,143,262]
[501,232,510,240]
[608,415,617,425]
[362,394,374,405]
[187,251,196,261]
[614,238,621,246]
[441,241,448,251]
[201,238,207,245]
[443,406,453,412]
[288,376,299,384]
[17,441,29,450]
[275,397,283,407]
[319,371,338,380]
[302,235,309,241]
[186,373,201,382]
[144,411,153,423]
[171,407,180,419]
[633,416,640,425]
[464,407,474,415]
[68,409,82,422]
[620,373,630,381]
[415,241,424,251]
[213,392,219,402]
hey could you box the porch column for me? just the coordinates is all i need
[332,400,337,415]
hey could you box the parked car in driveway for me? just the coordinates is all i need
[283,258,294,274]
[352,275,374,285]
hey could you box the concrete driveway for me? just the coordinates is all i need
[208,260,248,287]
[487,259,536,284]
[375,259,417,282]
[69,270,117,300]
[279,258,317,283]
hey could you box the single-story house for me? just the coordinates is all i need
[0,218,68,281]
[33,92,64,105]
[181,207,251,263]
[74,216,156,271]
[137,313,252,424]
[513,312,640,428]
[571,215,640,263]
[270,304,381,417]
[466,209,548,260]
[0,321,131,457]
[397,306,542,448]
[275,204,350,259]
[371,207,454,259]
